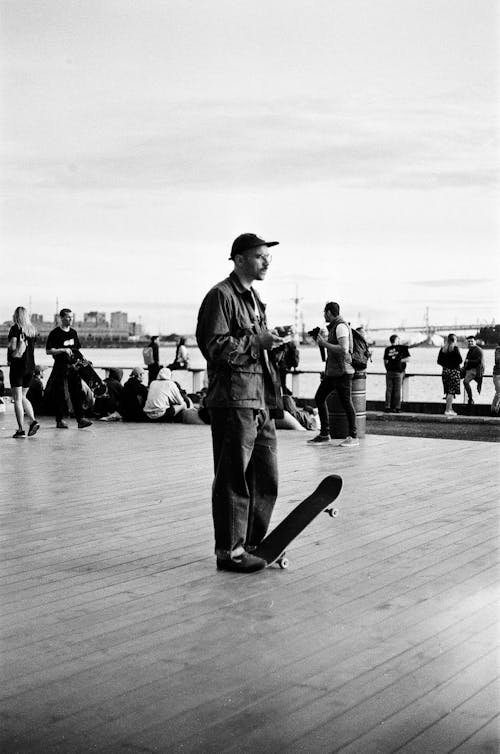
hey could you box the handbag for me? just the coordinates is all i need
[12,333,27,358]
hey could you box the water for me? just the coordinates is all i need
[17,344,497,403]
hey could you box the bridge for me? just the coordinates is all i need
[367,323,485,333]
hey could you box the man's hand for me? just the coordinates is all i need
[256,331,286,351]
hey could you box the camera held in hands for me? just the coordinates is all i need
[308,326,325,361]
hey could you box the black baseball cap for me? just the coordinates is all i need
[229,233,279,260]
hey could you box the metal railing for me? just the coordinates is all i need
[0,365,492,403]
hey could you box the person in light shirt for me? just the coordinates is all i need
[308,301,359,447]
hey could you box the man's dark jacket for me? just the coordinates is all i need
[196,272,283,416]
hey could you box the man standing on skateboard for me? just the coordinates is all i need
[196,233,285,573]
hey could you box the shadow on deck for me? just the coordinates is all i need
[0,416,499,753]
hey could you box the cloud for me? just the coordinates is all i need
[410,278,490,288]
[2,96,497,194]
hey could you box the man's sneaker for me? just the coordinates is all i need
[307,434,331,444]
[13,429,26,438]
[28,420,40,437]
[56,420,69,429]
[78,419,93,429]
[339,436,359,447]
[444,410,457,417]
[216,551,266,573]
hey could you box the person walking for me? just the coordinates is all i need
[383,334,410,413]
[307,302,359,447]
[196,232,285,573]
[45,308,92,429]
[8,306,40,438]
[437,333,462,416]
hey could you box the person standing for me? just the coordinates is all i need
[45,308,92,429]
[8,306,40,438]
[196,232,285,573]
[463,335,485,406]
[383,334,410,413]
[143,335,161,385]
[307,302,359,447]
[437,333,462,416]
[491,341,500,415]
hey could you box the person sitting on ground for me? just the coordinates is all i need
[168,336,190,370]
[143,367,187,422]
[462,335,485,406]
[26,365,45,416]
[275,387,318,431]
[119,367,148,422]
[437,333,462,416]
[94,367,123,418]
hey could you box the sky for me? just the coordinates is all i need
[1,0,498,335]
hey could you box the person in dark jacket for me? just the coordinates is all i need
[196,233,285,573]
[120,367,148,421]
[437,333,462,416]
[463,335,485,405]
[94,367,123,418]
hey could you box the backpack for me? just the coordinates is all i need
[142,346,154,366]
[351,328,371,372]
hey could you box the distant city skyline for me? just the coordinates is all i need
[1,1,498,335]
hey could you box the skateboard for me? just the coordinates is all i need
[71,350,107,397]
[253,474,343,569]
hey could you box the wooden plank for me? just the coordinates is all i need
[0,421,498,753]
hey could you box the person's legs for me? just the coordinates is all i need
[244,410,278,550]
[51,370,68,423]
[385,373,394,410]
[313,377,337,436]
[492,375,500,414]
[11,385,24,431]
[333,375,357,438]
[210,408,275,557]
[21,386,35,424]
[392,372,403,410]
[464,371,474,403]
[66,371,84,422]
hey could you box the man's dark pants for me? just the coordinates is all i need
[51,368,85,423]
[314,374,357,438]
[209,407,278,556]
[385,371,404,410]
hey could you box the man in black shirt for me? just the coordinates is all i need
[45,308,92,429]
[383,334,410,413]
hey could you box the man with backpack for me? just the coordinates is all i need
[307,301,359,447]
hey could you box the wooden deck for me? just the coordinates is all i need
[0,417,499,753]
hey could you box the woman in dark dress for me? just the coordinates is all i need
[8,306,40,437]
[437,333,462,416]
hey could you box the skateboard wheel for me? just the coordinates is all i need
[278,557,289,569]
[326,507,339,518]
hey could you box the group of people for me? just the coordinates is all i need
[382,331,492,416]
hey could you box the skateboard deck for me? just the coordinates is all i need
[71,350,107,397]
[253,474,343,568]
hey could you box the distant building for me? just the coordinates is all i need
[110,311,128,332]
[84,311,107,326]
